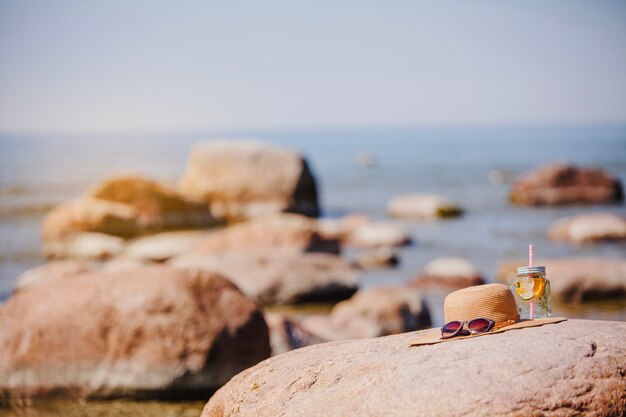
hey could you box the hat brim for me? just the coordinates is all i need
[409,317,567,347]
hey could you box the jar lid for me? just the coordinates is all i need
[517,266,546,275]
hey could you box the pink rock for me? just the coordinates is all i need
[202,320,626,417]
[509,162,623,206]
[0,266,270,399]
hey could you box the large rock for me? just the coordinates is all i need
[202,320,626,417]
[548,212,626,244]
[412,257,485,290]
[178,140,319,221]
[192,213,339,255]
[264,312,326,356]
[42,176,217,241]
[301,286,431,341]
[0,266,270,399]
[387,193,463,220]
[497,258,626,302]
[170,251,357,305]
[509,162,623,206]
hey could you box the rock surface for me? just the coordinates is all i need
[264,312,326,356]
[170,251,357,305]
[0,266,270,399]
[301,286,431,340]
[412,257,485,290]
[497,258,626,302]
[548,212,626,243]
[13,260,94,291]
[42,198,139,241]
[192,214,339,255]
[178,140,319,221]
[387,193,463,220]
[42,176,217,241]
[202,320,626,417]
[509,162,623,206]
[123,230,211,262]
[43,232,126,260]
[346,222,411,248]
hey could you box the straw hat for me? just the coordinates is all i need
[410,283,565,346]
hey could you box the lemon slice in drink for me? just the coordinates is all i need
[515,277,545,301]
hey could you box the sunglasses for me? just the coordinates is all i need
[440,318,495,340]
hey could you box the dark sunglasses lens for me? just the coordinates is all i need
[468,318,491,333]
[442,321,462,334]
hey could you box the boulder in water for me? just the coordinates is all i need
[178,140,319,221]
[0,266,270,399]
[509,162,623,206]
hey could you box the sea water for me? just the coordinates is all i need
[1,125,625,324]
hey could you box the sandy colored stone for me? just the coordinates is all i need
[192,214,339,255]
[548,212,626,243]
[170,251,357,305]
[202,320,626,417]
[412,257,485,290]
[264,312,326,356]
[124,230,212,262]
[0,266,270,399]
[509,162,623,206]
[346,222,411,248]
[177,140,319,221]
[89,175,217,230]
[43,232,126,260]
[42,198,139,241]
[497,258,626,302]
[301,285,431,340]
[387,193,463,220]
[42,176,217,241]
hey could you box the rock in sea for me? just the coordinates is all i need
[0,266,270,399]
[201,320,626,417]
[123,229,212,262]
[412,257,485,290]
[497,258,626,302]
[346,222,411,248]
[192,213,339,255]
[386,193,463,220]
[170,250,357,305]
[301,285,431,341]
[178,139,319,221]
[548,212,626,244]
[509,162,623,206]
[43,231,126,260]
[42,175,217,241]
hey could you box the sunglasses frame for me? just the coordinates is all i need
[440,318,495,340]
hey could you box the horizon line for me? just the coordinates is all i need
[1,120,626,140]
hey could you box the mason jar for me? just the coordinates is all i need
[510,266,552,319]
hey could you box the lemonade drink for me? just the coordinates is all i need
[511,266,551,319]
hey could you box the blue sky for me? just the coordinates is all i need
[1,1,625,135]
